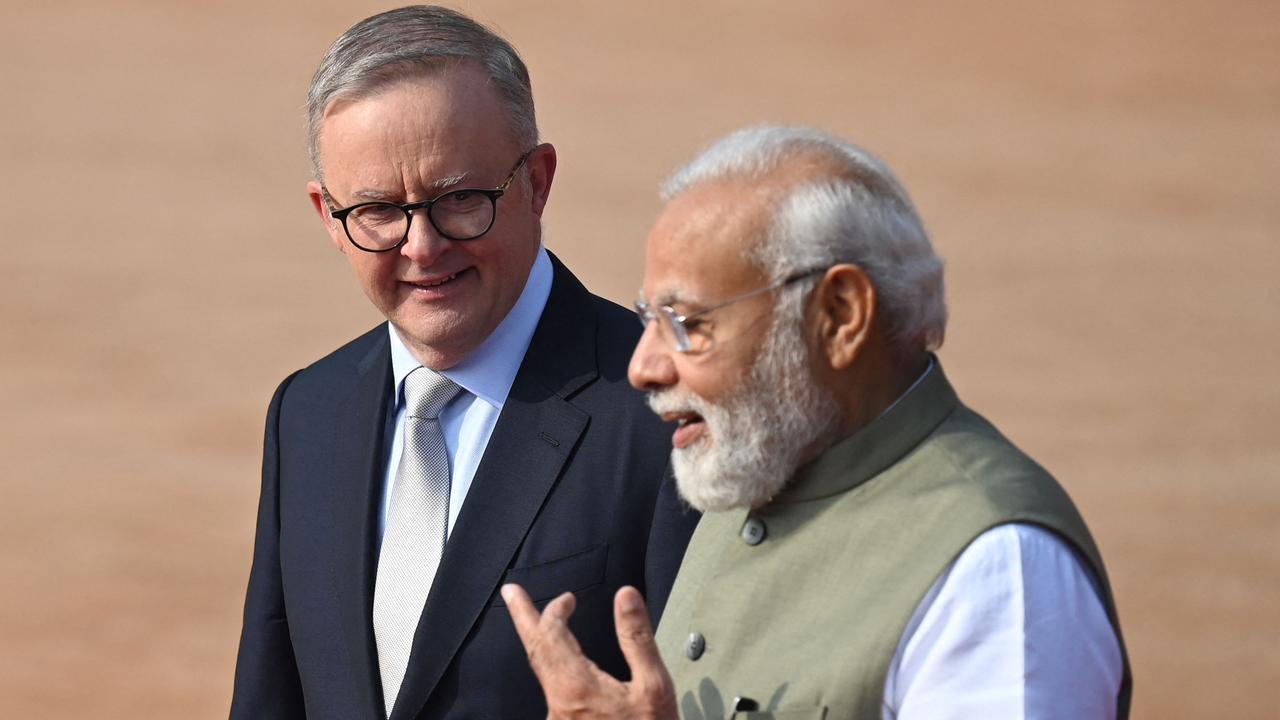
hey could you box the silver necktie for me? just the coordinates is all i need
[374,366,461,717]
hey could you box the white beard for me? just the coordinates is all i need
[648,291,841,512]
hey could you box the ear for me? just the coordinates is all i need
[812,264,876,371]
[526,143,558,217]
[307,179,348,254]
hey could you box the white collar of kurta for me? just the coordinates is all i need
[387,246,553,412]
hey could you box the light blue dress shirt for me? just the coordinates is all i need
[380,247,553,540]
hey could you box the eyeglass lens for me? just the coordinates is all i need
[345,191,495,249]
[635,304,709,354]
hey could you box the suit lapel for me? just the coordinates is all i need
[391,257,599,720]
[331,332,394,718]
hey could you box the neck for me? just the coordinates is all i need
[833,346,930,443]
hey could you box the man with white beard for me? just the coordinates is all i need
[502,126,1132,719]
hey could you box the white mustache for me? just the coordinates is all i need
[647,390,708,418]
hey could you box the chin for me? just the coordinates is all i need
[670,440,792,513]
[390,316,477,363]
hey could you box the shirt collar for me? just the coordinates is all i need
[388,246,554,410]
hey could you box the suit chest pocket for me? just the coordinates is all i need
[490,543,609,605]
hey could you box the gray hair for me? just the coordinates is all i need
[306,5,538,180]
[661,125,947,355]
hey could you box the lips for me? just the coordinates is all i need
[664,411,706,449]
[399,268,471,298]
[403,269,464,288]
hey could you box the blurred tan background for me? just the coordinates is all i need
[2,0,1277,717]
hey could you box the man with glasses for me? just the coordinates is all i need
[503,126,1132,719]
[231,7,696,719]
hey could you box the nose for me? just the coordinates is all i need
[400,209,450,266]
[628,320,678,391]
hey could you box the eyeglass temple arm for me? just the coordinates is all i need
[676,268,824,323]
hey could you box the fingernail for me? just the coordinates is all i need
[500,584,515,602]
[620,591,641,613]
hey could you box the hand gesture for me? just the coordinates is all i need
[502,584,679,720]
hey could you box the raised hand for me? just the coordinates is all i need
[502,584,679,720]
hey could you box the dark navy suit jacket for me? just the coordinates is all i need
[231,257,697,719]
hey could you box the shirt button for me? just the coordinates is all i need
[686,632,706,660]
[741,517,767,546]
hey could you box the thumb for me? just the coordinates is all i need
[613,586,673,696]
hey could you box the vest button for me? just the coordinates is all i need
[685,631,706,660]
[740,517,767,546]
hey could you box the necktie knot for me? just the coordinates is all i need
[403,367,461,420]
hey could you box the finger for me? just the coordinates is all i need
[537,592,588,661]
[502,583,543,648]
[542,590,578,626]
[505,588,587,665]
[612,586,673,693]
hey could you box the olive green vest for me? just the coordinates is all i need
[655,365,1131,719]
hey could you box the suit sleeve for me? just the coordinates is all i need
[230,372,307,719]
[643,462,700,625]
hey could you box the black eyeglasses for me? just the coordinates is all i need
[322,149,534,253]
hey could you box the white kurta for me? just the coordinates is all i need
[884,523,1123,719]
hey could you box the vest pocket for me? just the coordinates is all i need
[741,708,827,719]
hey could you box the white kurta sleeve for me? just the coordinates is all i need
[883,523,1123,720]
